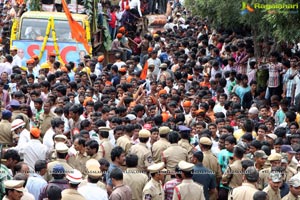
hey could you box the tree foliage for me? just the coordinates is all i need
[185,0,300,42]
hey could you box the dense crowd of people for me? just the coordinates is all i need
[0,0,300,200]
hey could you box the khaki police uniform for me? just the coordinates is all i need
[284,166,297,182]
[173,179,205,200]
[47,143,74,181]
[130,143,153,170]
[38,112,56,138]
[117,134,133,154]
[178,138,195,159]
[143,162,165,200]
[282,173,300,200]
[143,177,165,200]
[203,150,222,180]
[173,160,205,200]
[263,185,281,200]
[162,144,188,172]
[90,152,103,161]
[3,180,25,200]
[200,137,222,181]
[262,172,282,200]
[12,110,30,130]
[152,127,171,163]
[282,192,299,200]
[258,153,282,190]
[123,167,148,200]
[67,152,89,176]
[228,183,258,200]
[47,158,74,181]
[0,119,13,145]
[258,167,271,190]
[129,129,153,170]
[61,189,86,200]
[64,167,86,200]
[222,159,243,189]
[98,138,113,162]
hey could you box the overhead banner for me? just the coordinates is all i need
[12,40,88,65]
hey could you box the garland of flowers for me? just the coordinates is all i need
[51,18,64,64]
[39,17,64,64]
[39,18,52,60]
[10,19,18,48]
[84,20,92,55]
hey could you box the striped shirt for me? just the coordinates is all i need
[283,68,297,97]
[0,165,13,199]
[163,178,182,200]
[268,62,282,88]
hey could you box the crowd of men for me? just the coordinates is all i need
[0,0,300,200]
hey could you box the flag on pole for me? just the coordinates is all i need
[140,61,148,80]
[62,0,91,53]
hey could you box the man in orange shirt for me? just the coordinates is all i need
[200,73,211,88]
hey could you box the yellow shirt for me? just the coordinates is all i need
[296,113,300,127]
[233,129,257,141]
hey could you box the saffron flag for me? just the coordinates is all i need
[140,61,148,80]
[62,0,91,53]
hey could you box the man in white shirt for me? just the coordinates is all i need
[10,119,30,154]
[129,0,142,17]
[78,159,108,200]
[112,52,126,70]
[20,128,48,171]
[147,50,161,80]
[10,46,22,67]
[0,55,13,75]
[43,118,65,152]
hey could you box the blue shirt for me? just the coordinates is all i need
[192,163,216,200]
[235,85,250,103]
[26,173,48,200]
[218,149,233,173]
[106,163,120,187]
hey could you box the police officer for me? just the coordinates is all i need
[67,136,89,176]
[199,137,222,183]
[220,143,245,199]
[98,127,114,162]
[143,162,166,200]
[162,131,188,174]
[173,160,205,200]
[228,166,259,200]
[0,110,13,147]
[282,174,300,200]
[2,180,25,200]
[129,129,153,170]
[62,169,85,200]
[116,124,134,154]
[281,153,297,183]
[47,142,74,181]
[263,171,282,200]
[152,126,171,163]
[253,150,268,172]
[10,100,30,130]
[123,154,148,200]
[258,153,282,190]
[178,125,195,160]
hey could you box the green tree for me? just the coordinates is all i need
[185,0,300,44]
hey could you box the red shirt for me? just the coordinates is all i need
[109,12,117,28]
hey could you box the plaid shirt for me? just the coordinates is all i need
[236,51,248,75]
[283,68,297,97]
[163,178,182,200]
[268,62,282,88]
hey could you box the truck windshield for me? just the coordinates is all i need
[20,18,83,42]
